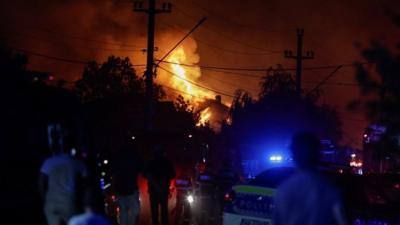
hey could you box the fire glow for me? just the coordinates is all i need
[197,107,212,126]
[164,46,215,126]
[166,47,213,100]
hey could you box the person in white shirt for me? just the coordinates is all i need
[273,131,348,225]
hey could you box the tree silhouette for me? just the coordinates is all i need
[350,38,400,166]
[259,65,297,99]
[74,56,204,157]
[1,43,28,87]
[222,65,342,159]
[75,56,143,102]
[352,42,400,135]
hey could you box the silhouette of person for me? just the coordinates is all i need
[39,123,89,225]
[145,144,176,225]
[273,131,347,225]
[111,135,143,225]
[68,186,112,225]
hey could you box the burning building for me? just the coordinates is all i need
[196,95,229,132]
[156,45,230,132]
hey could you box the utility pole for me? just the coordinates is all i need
[133,0,171,131]
[284,28,314,96]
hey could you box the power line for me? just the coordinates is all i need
[304,81,358,87]
[306,65,343,95]
[36,27,143,48]
[60,74,209,100]
[158,62,365,91]
[157,60,270,71]
[161,84,203,99]
[0,30,144,53]
[156,17,259,92]
[57,78,219,101]
[0,23,143,48]
[157,59,374,72]
[157,60,266,77]
[201,67,264,78]
[159,19,282,56]
[201,74,259,92]
[13,48,90,64]
[159,63,357,93]
[12,47,147,67]
[168,62,264,78]
[198,39,281,55]
[175,0,290,32]
[193,70,259,91]
[303,62,372,70]
[172,5,278,53]
[157,65,235,98]
[155,17,207,69]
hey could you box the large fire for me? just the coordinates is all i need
[197,107,211,126]
[166,47,213,100]
[160,46,215,126]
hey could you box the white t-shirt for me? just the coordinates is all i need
[40,154,89,204]
[273,171,344,225]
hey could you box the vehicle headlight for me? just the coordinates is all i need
[186,194,194,203]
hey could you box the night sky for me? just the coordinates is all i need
[1,0,400,148]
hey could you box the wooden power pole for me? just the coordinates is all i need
[284,28,314,96]
[133,0,171,131]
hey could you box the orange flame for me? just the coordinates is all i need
[164,47,215,127]
[166,47,213,100]
[197,107,212,126]
[157,45,220,127]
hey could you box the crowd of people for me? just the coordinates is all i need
[39,126,175,225]
[39,123,348,225]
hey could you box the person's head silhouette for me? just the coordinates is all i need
[290,131,320,170]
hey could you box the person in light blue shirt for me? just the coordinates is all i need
[273,132,347,225]
[39,124,89,225]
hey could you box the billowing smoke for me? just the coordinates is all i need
[1,0,400,146]
[1,0,152,80]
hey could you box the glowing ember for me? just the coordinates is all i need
[197,107,212,126]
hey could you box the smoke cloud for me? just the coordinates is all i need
[1,0,400,147]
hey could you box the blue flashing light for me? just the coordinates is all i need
[269,155,283,162]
